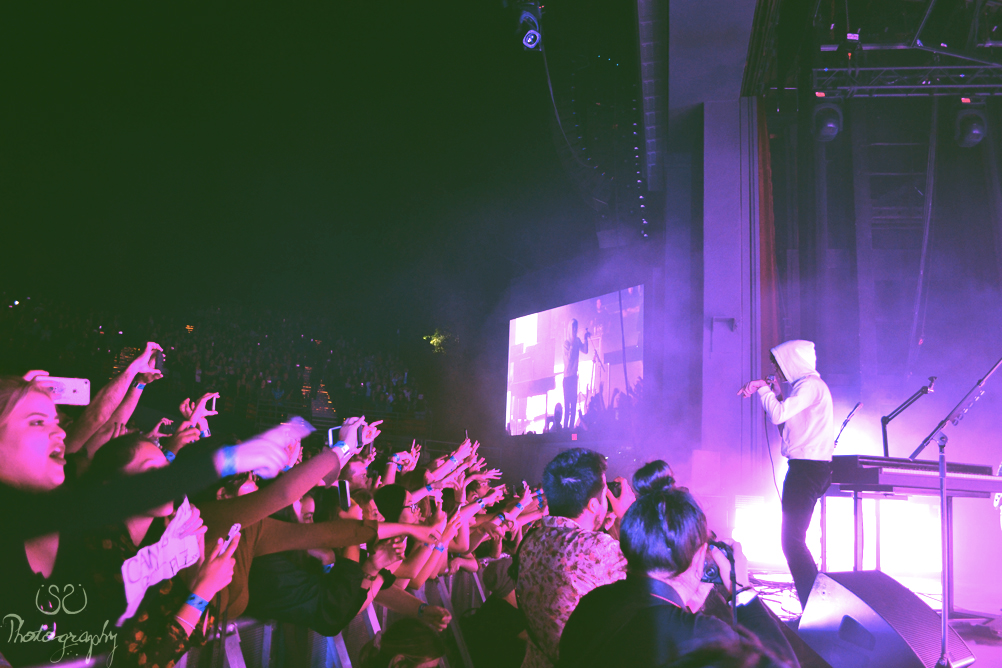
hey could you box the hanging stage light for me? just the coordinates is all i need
[813,101,843,142]
[955,101,987,148]
[516,3,542,50]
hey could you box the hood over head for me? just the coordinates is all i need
[770,340,819,383]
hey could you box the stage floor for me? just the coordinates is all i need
[750,569,1002,666]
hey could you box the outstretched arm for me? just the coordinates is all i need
[65,342,162,453]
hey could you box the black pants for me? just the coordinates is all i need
[781,459,831,611]
[563,374,578,429]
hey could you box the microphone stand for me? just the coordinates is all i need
[906,356,1002,668]
[881,378,935,457]
[910,357,1002,461]
[836,401,862,449]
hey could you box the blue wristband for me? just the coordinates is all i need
[515,502,524,510]
[185,593,209,612]
[497,512,506,523]
[164,450,176,463]
[221,446,238,478]
[425,484,433,493]
[434,544,446,553]
[135,382,146,391]
[200,430,210,439]
[449,456,458,465]
[323,563,335,574]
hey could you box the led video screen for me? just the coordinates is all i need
[506,285,643,435]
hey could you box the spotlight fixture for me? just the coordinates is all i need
[516,2,542,50]
[955,104,987,148]
[813,102,842,142]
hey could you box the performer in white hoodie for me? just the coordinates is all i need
[739,339,834,610]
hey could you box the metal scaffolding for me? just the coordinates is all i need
[813,65,1002,97]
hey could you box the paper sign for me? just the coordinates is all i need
[117,497,201,625]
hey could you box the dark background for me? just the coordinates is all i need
[0,2,644,436]
[0,3,610,333]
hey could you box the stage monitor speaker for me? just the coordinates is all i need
[798,571,975,668]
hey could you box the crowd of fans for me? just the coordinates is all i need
[0,342,811,668]
[0,299,428,419]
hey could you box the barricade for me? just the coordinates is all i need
[20,572,490,668]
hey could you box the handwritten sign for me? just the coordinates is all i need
[117,497,200,625]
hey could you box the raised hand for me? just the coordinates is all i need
[172,504,208,540]
[362,447,378,468]
[284,439,303,470]
[179,398,195,420]
[454,438,473,461]
[129,342,163,375]
[22,370,50,382]
[606,476,636,518]
[361,420,383,446]
[338,501,365,521]
[137,371,163,386]
[483,485,506,506]
[190,532,241,599]
[519,481,533,506]
[405,524,442,545]
[337,416,365,458]
[192,392,221,422]
[370,537,407,569]
[737,379,768,398]
[147,417,173,441]
[419,605,451,632]
[407,441,421,470]
[164,425,201,454]
[428,496,447,529]
[222,433,295,479]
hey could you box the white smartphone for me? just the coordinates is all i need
[219,523,241,552]
[327,426,352,457]
[39,377,91,405]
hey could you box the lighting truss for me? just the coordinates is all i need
[812,65,1002,97]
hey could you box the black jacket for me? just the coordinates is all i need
[245,553,367,637]
[557,574,798,668]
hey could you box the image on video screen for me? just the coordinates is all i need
[506,285,643,436]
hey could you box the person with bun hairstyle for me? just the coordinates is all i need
[631,459,676,496]
[557,487,797,668]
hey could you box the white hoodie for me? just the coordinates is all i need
[757,340,835,461]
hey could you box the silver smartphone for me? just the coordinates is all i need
[219,523,241,552]
[39,377,91,405]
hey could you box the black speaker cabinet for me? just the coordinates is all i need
[798,571,975,668]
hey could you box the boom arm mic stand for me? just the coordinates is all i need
[906,356,1002,668]
[910,358,1002,461]
[881,377,936,457]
